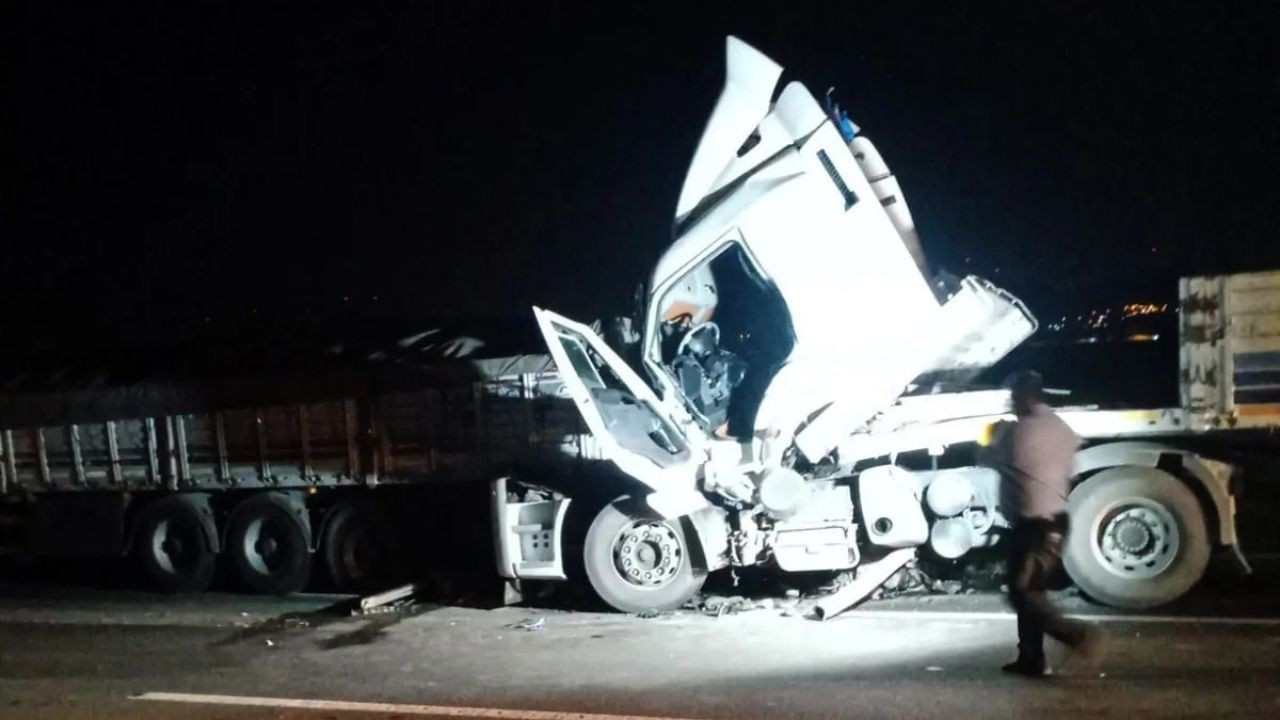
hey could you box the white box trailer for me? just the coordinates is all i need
[492,38,1278,614]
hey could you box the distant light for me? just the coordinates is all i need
[343,296,350,302]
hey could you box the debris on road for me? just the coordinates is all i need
[507,617,545,632]
[699,595,761,617]
[932,580,963,595]
[815,548,916,620]
[358,583,425,614]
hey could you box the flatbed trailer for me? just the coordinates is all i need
[0,355,599,594]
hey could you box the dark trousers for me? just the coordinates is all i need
[1006,514,1088,663]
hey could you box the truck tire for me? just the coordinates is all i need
[1063,467,1210,609]
[583,497,705,613]
[320,501,398,594]
[133,495,216,593]
[226,494,312,594]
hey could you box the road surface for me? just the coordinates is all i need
[2,568,1279,720]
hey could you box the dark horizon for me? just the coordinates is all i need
[5,3,1279,359]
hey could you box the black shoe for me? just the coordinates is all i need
[1002,659,1051,677]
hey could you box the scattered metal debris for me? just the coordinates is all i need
[358,583,425,613]
[507,617,545,632]
[932,579,963,595]
[699,595,758,618]
[815,548,916,620]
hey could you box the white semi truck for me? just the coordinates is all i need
[493,37,1277,614]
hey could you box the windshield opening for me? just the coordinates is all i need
[654,241,794,437]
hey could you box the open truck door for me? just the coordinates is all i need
[530,308,708,515]
[510,308,718,613]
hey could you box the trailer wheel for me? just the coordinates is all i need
[226,494,312,594]
[1063,467,1209,609]
[583,497,705,613]
[133,496,216,593]
[321,501,398,593]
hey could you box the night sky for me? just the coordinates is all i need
[5,3,1279,366]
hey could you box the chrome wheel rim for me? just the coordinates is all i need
[611,520,683,588]
[1091,497,1180,579]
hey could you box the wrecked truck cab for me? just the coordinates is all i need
[523,36,1037,613]
[535,34,1036,503]
[503,36,1244,616]
[640,37,1036,464]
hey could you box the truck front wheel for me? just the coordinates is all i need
[583,497,705,613]
[1063,467,1210,609]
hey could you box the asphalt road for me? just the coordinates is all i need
[2,574,1279,720]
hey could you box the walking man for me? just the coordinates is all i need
[997,371,1106,676]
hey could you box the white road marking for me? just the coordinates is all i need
[843,609,1280,626]
[132,692,709,720]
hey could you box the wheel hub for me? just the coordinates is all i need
[613,521,682,588]
[255,536,279,557]
[1096,500,1180,580]
[1113,517,1153,554]
[243,518,285,574]
[161,536,185,557]
[152,519,197,575]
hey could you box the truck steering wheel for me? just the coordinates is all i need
[675,321,720,359]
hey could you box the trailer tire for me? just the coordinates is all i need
[1063,467,1209,609]
[321,501,398,594]
[226,494,312,594]
[133,495,216,593]
[583,497,705,613]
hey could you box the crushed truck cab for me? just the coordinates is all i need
[500,37,1251,615]
[539,37,1035,498]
